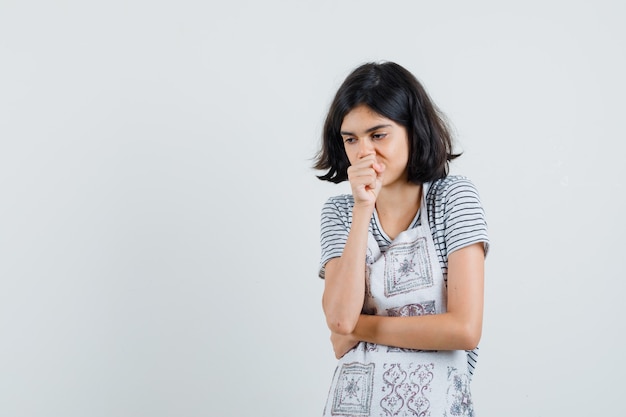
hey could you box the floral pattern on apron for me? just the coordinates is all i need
[323,184,475,417]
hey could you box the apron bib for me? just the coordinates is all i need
[323,184,475,417]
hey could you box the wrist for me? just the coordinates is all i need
[353,314,377,343]
[352,201,375,216]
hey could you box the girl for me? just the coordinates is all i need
[314,61,489,416]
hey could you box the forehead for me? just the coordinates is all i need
[341,105,393,131]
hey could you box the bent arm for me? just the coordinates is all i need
[349,242,485,351]
[322,204,373,335]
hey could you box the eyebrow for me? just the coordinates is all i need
[340,124,392,136]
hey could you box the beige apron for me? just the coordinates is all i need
[323,184,475,417]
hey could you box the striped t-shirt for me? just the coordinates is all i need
[318,175,489,376]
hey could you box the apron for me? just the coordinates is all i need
[323,184,475,417]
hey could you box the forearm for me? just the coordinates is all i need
[322,204,373,335]
[353,312,482,351]
[350,244,486,351]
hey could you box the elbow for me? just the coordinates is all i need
[326,315,358,336]
[457,323,482,350]
[322,294,359,335]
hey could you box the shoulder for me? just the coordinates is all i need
[425,175,487,227]
[426,175,482,203]
[426,175,489,255]
[321,194,354,215]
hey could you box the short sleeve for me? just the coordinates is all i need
[318,195,353,279]
[436,177,489,257]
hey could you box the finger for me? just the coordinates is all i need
[357,153,377,163]
[352,154,377,169]
[348,169,377,185]
[373,162,386,174]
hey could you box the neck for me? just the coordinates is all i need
[376,182,423,215]
[374,182,423,240]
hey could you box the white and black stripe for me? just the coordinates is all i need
[318,175,489,376]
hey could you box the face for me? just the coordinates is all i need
[340,104,410,187]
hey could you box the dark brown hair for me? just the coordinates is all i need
[314,61,460,184]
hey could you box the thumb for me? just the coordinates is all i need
[374,164,385,191]
[375,163,385,184]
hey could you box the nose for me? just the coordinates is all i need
[356,138,374,159]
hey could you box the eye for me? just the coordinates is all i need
[343,137,356,144]
[372,133,387,140]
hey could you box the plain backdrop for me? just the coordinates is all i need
[1,1,625,416]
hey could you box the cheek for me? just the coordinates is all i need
[390,144,409,162]
[400,143,411,164]
[343,146,357,165]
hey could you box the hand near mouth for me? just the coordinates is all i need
[347,154,386,207]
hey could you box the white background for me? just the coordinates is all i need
[1,1,625,416]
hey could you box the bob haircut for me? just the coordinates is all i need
[314,61,460,184]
